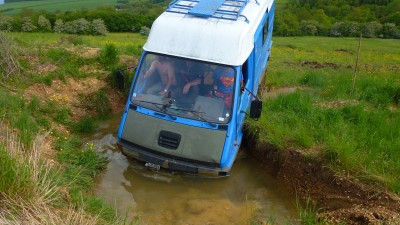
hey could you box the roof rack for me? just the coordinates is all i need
[166,0,253,23]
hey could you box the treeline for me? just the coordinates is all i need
[0,0,166,34]
[0,15,109,35]
[275,0,400,38]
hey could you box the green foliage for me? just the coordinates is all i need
[53,19,64,33]
[0,146,33,199]
[274,0,400,38]
[296,194,321,224]
[91,18,108,36]
[99,43,119,69]
[57,145,107,177]
[72,116,98,133]
[21,17,36,32]
[0,15,14,31]
[140,26,150,36]
[37,15,51,32]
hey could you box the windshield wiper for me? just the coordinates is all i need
[190,110,217,127]
[132,99,177,120]
[169,107,216,127]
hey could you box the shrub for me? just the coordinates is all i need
[140,26,150,36]
[0,16,13,32]
[330,22,344,37]
[53,19,64,33]
[91,19,108,36]
[99,44,119,69]
[360,21,382,38]
[330,21,361,37]
[300,21,318,36]
[74,18,91,35]
[38,15,51,32]
[21,18,37,32]
[382,23,400,39]
[63,21,77,34]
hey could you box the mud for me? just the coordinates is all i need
[335,49,354,55]
[245,137,400,224]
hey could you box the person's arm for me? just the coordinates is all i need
[183,79,201,94]
[143,61,157,79]
[164,64,175,92]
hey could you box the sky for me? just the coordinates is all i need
[0,0,4,5]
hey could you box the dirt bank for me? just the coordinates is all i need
[245,134,400,224]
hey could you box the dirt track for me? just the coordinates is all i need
[245,136,400,224]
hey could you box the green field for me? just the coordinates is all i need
[0,0,119,15]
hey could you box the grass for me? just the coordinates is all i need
[0,32,141,224]
[0,0,119,15]
[0,131,125,224]
[295,194,321,225]
[249,36,400,194]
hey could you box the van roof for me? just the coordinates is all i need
[143,0,274,66]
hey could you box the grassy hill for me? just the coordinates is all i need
[0,0,119,15]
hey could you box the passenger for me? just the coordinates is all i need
[175,60,206,107]
[212,66,235,109]
[142,56,177,97]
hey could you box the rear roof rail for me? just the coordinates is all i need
[166,0,255,23]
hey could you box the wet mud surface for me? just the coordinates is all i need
[246,139,400,224]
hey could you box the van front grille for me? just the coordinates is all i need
[158,130,181,150]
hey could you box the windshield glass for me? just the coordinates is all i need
[131,53,236,124]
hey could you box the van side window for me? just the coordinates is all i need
[262,10,269,45]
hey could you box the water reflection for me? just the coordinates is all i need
[91,119,297,224]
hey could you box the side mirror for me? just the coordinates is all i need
[250,99,262,119]
[116,71,125,91]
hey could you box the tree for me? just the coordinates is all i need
[53,19,64,33]
[382,23,400,38]
[38,15,51,32]
[91,19,108,35]
[21,18,37,32]
[0,16,13,32]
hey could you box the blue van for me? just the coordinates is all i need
[117,0,275,176]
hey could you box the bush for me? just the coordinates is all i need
[360,21,382,38]
[300,20,319,36]
[91,19,108,36]
[99,44,119,69]
[74,18,91,35]
[38,15,51,32]
[53,19,64,33]
[382,23,400,39]
[21,18,37,32]
[0,16,13,32]
[330,21,361,37]
[140,26,150,36]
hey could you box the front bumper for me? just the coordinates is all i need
[117,139,230,177]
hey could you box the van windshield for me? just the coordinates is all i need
[131,53,235,124]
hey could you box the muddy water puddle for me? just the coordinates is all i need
[89,117,297,224]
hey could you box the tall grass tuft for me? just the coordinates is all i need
[296,194,321,225]
[99,43,119,70]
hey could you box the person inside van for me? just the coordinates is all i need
[142,56,177,97]
[212,66,235,109]
[175,60,206,107]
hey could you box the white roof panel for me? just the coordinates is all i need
[143,0,273,66]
